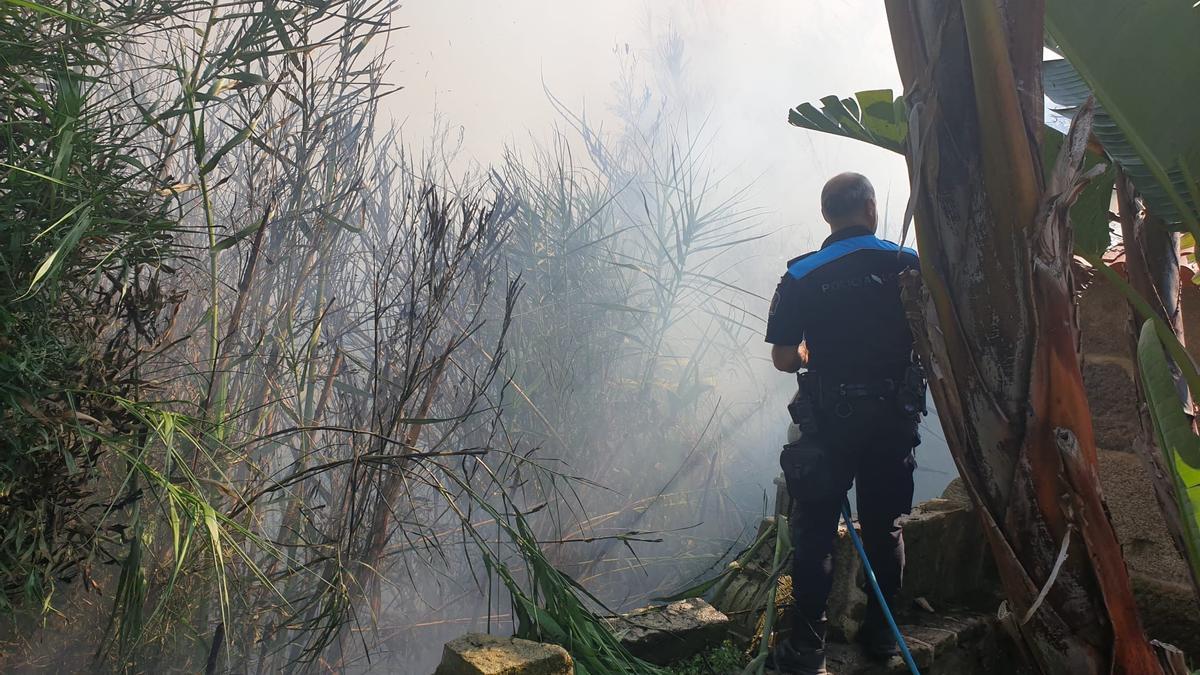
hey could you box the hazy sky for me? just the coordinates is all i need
[389,1,913,256]
[383,0,955,510]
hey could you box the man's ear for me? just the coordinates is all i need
[865,198,878,230]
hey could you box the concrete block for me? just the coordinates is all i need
[897,498,998,610]
[610,598,730,665]
[434,634,572,675]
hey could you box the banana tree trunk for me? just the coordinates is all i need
[1116,171,1200,601]
[885,1,1170,672]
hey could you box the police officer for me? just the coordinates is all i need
[764,173,923,674]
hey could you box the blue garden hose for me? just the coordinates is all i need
[841,499,921,675]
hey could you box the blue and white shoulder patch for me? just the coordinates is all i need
[786,235,917,280]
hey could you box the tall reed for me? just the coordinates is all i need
[2,3,775,673]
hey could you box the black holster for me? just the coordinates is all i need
[788,372,821,435]
[780,438,842,502]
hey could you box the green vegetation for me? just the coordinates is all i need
[1,1,766,672]
[664,641,746,675]
[1,0,182,611]
[13,0,1196,670]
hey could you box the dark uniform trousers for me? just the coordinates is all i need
[780,394,917,640]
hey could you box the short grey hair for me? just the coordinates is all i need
[820,173,875,220]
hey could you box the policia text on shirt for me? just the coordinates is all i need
[762,173,927,675]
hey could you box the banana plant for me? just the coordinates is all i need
[791,1,1200,671]
[789,1,1184,671]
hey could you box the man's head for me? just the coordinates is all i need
[820,172,877,233]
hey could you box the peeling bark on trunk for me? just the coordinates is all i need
[886,1,1169,672]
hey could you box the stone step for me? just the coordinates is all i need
[826,612,1025,675]
[718,481,999,644]
[767,611,1030,675]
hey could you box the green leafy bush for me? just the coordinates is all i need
[664,641,746,675]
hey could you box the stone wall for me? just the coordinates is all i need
[1080,273,1200,451]
[1079,273,1200,656]
[1079,277,1140,451]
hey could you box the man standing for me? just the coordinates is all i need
[765,173,923,674]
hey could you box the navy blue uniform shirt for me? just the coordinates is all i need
[765,226,919,382]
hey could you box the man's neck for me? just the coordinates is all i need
[821,225,873,248]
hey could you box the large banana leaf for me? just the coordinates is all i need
[1045,0,1200,230]
[787,89,907,154]
[1043,59,1195,226]
[1136,319,1200,587]
[788,89,1115,255]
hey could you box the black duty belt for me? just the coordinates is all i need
[826,379,899,399]
[791,365,927,431]
[801,374,899,400]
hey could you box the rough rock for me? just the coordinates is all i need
[805,498,998,641]
[609,597,730,666]
[1097,449,1190,583]
[774,475,791,518]
[1132,575,1200,660]
[920,452,1200,660]
[434,634,573,675]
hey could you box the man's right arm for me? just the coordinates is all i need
[771,343,809,373]
[765,274,808,371]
